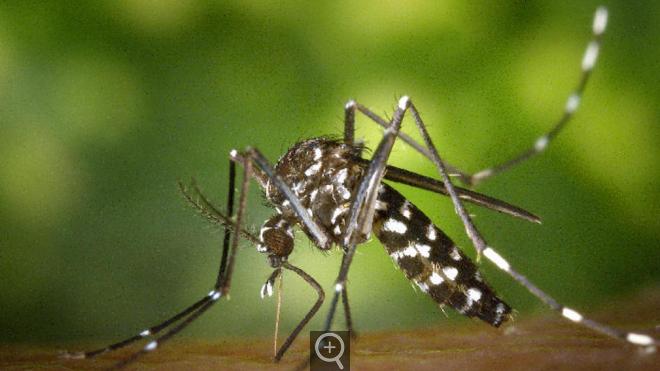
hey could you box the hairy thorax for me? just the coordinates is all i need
[266,138,365,248]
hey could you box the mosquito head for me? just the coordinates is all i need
[257,214,295,268]
[262,228,294,267]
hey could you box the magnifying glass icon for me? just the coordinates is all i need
[314,332,345,369]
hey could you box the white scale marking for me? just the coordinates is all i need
[415,243,431,258]
[331,206,348,224]
[442,266,459,281]
[467,288,482,302]
[534,135,549,152]
[336,168,348,184]
[140,329,151,337]
[390,251,402,260]
[398,95,410,110]
[582,41,599,71]
[259,226,271,240]
[473,168,493,180]
[403,246,418,257]
[292,181,304,195]
[426,224,436,240]
[333,225,342,235]
[313,147,323,161]
[593,7,608,35]
[265,180,272,199]
[626,333,653,346]
[144,341,158,351]
[565,93,580,113]
[483,247,511,272]
[338,185,351,200]
[494,303,507,322]
[335,282,344,292]
[561,307,583,322]
[321,184,334,197]
[449,247,461,261]
[430,272,444,285]
[375,200,388,210]
[304,162,322,176]
[415,281,429,293]
[400,201,412,219]
[261,281,273,298]
[383,218,408,234]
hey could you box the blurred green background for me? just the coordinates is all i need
[1,1,658,346]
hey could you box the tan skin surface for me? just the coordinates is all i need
[5,289,658,371]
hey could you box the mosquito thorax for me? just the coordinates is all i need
[264,138,365,248]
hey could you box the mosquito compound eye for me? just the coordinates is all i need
[262,227,294,258]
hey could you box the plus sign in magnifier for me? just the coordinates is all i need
[314,332,345,369]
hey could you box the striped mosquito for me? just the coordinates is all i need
[64,6,657,369]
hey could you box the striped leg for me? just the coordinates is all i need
[481,247,658,350]
[462,6,609,186]
[403,96,658,350]
[63,155,254,368]
[347,7,609,188]
[324,96,411,333]
[110,154,254,369]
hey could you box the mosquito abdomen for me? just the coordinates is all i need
[373,183,512,327]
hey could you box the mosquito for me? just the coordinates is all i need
[64,5,657,369]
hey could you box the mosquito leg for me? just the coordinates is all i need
[406,96,657,350]
[274,261,325,361]
[341,285,356,338]
[466,7,609,186]
[91,154,252,369]
[110,155,253,369]
[406,98,489,258]
[347,98,472,186]
[338,252,355,337]
[218,158,237,283]
[243,147,331,249]
[63,160,244,361]
[215,154,251,295]
[61,295,211,360]
[482,246,658,349]
[349,7,608,187]
[324,96,411,332]
[110,295,219,369]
